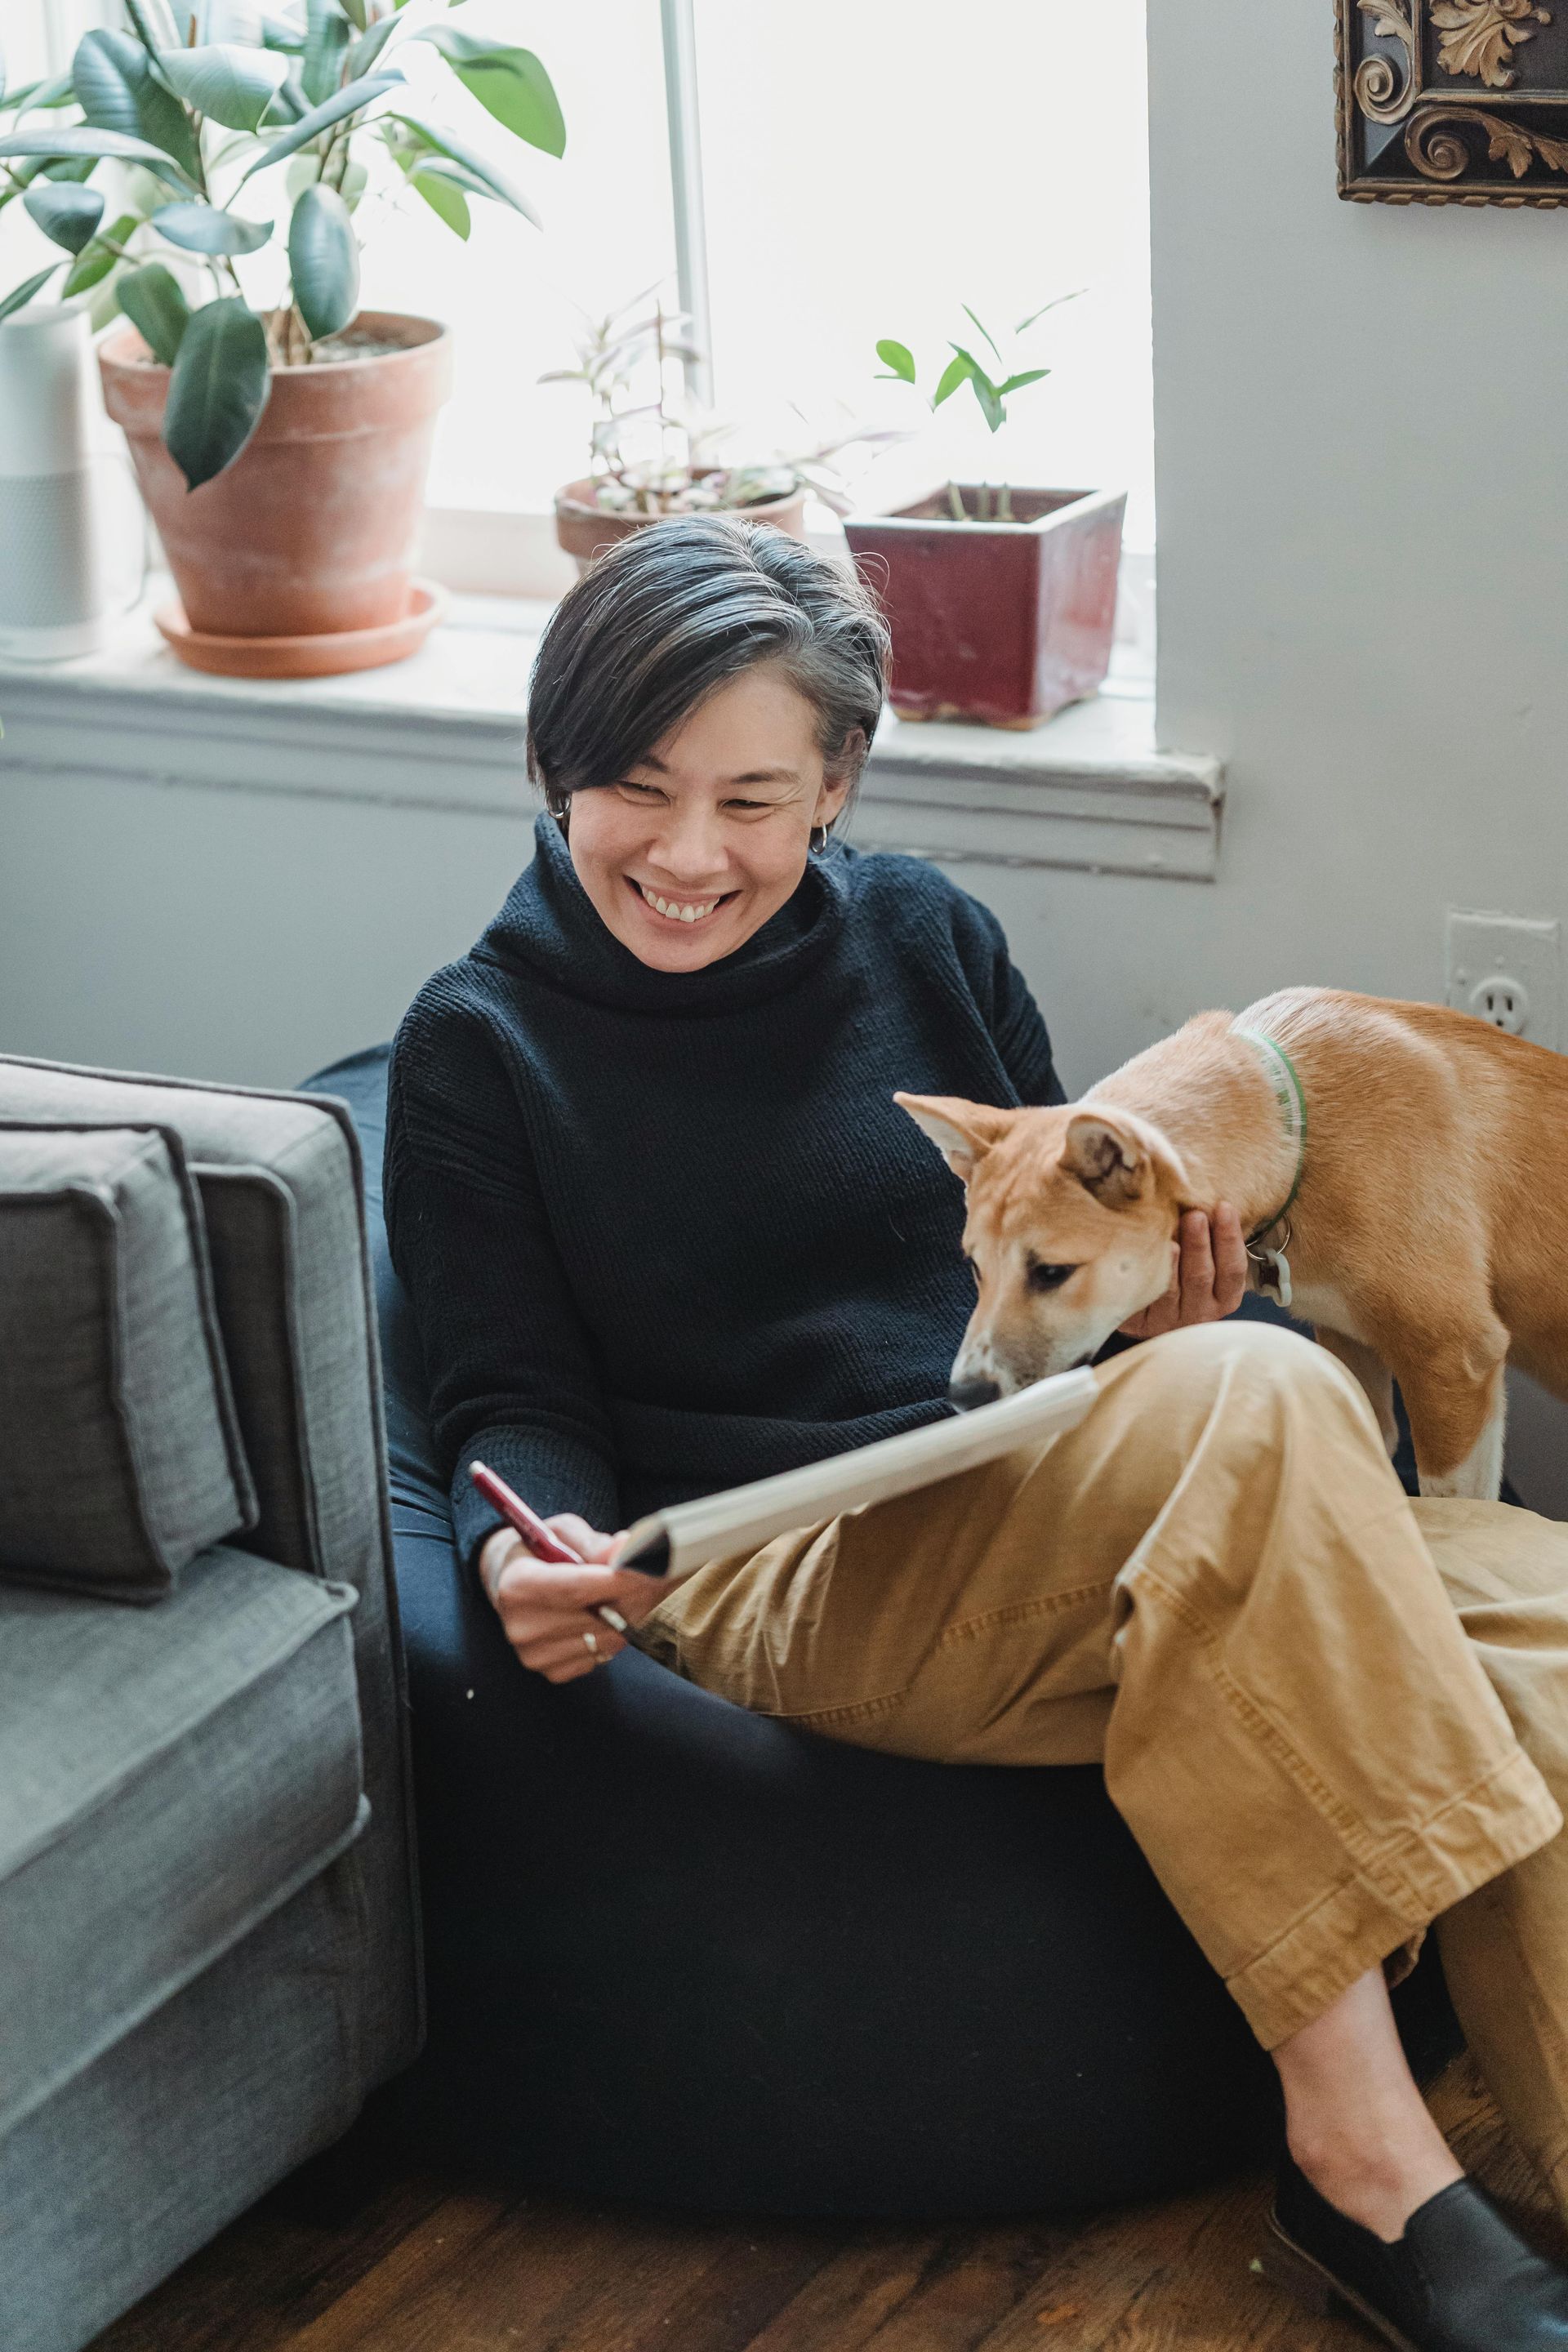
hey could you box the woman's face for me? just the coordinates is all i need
[563,665,855,972]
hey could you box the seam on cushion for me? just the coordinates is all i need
[150,1129,257,1532]
[0,1785,370,2141]
[936,1575,1113,1649]
[107,1134,192,1576]
[0,1575,358,1880]
[272,1120,369,1584]
[198,1162,325,1579]
[1132,1547,1540,1919]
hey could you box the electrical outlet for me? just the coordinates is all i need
[1446,911,1561,1049]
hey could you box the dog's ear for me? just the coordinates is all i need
[1062,1111,1154,1207]
[895,1093,1013,1183]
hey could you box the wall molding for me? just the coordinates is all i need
[0,588,1223,882]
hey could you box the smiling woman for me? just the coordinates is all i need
[523,515,886,970]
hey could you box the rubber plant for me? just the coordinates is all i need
[0,1,563,489]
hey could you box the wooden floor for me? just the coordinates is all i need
[91,2060,1557,2352]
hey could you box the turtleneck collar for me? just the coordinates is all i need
[479,812,852,1016]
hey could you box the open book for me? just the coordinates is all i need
[613,1365,1100,1579]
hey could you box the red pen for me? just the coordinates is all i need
[469,1459,631,1634]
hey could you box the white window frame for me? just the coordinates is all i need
[20,0,1154,657]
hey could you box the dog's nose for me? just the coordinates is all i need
[948,1377,1001,1411]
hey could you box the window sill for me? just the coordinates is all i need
[0,581,1223,883]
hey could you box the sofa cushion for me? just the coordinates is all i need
[0,1122,255,1602]
[0,1548,364,2140]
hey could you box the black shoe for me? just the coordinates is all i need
[1258,2154,1568,2350]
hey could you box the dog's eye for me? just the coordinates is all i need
[1027,1260,1077,1294]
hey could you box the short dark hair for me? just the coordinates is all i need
[525,515,890,826]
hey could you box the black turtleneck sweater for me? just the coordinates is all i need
[383,813,1063,1570]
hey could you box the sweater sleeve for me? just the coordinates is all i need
[948,885,1067,1107]
[383,985,620,1570]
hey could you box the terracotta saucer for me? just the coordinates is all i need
[154,578,448,679]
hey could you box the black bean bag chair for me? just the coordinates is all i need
[304,1044,1458,2219]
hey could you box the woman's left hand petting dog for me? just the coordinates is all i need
[1117,1202,1250,1342]
[481,1516,669,1683]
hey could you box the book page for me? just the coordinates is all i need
[616,1365,1100,1580]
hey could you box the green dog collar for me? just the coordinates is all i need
[1232,1024,1307,1307]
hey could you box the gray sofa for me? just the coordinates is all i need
[0,1055,422,2352]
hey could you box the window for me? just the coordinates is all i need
[2,3,1153,604]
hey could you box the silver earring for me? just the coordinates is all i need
[812,823,830,853]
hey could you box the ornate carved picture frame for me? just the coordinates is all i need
[1338,0,1568,203]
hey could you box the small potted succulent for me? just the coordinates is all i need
[546,287,863,575]
[842,301,1126,728]
[0,2,563,677]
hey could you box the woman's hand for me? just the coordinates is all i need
[479,1512,670,1683]
[1119,1203,1249,1341]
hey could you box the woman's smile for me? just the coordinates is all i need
[627,876,738,928]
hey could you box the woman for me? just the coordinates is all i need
[385,516,1568,2348]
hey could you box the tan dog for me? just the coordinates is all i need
[898,987,1568,1503]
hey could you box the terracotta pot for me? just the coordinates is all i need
[99,311,453,647]
[554,474,808,576]
[842,485,1126,728]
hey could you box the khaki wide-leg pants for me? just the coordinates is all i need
[631,1323,1568,2212]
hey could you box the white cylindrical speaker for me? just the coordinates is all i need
[0,297,112,661]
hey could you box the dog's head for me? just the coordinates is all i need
[896,1093,1194,1400]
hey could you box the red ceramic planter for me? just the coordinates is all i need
[842,485,1126,728]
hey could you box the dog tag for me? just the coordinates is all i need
[1255,1247,1293,1312]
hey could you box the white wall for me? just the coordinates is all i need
[968,0,1568,1508]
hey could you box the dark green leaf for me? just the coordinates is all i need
[73,29,203,179]
[0,263,64,322]
[287,179,359,336]
[0,125,195,189]
[164,295,270,488]
[874,338,916,383]
[41,157,102,184]
[417,32,564,155]
[933,352,971,407]
[960,304,1004,368]
[387,112,537,222]
[240,69,402,176]
[157,45,290,133]
[303,0,351,105]
[409,163,469,238]
[118,258,190,363]
[996,368,1049,395]
[152,198,274,253]
[63,211,139,296]
[23,181,105,253]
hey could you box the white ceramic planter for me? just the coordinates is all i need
[0,299,115,660]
